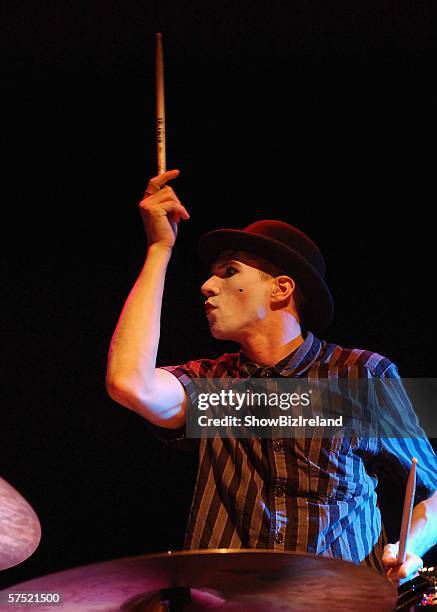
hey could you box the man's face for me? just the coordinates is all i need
[200,250,274,341]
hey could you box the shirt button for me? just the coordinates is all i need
[274,533,283,544]
[264,369,272,377]
[273,441,282,452]
[275,486,284,497]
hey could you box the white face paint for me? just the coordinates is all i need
[201,251,274,342]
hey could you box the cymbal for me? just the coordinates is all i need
[0,549,397,611]
[0,477,41,571]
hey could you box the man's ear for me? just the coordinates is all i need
[271,276,295,301]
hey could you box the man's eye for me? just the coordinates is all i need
[225,266,237,277]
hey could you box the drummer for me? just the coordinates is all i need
[106,169,437,585]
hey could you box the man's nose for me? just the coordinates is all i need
[201,275,220,298]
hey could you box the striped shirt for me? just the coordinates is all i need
[150,332,437,571]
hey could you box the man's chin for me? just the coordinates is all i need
[210,329,229,340]
[209,325,235,341]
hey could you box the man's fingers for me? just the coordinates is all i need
[382,553,398,568]
[382,557,398,568]
[382,543,397,563]
[384,545,423,586]
[387,564,408,581]
[140,186,190,220]
[140,199,190,220]
[147,169,180,193]
[143,185,177,202]
[401,556,423,576]
[387,563,419,584]
[142,185,186,211]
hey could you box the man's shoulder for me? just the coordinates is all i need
[318,339,399,378]
[160,352,240,377]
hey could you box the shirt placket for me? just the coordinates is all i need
[263,368,288,550]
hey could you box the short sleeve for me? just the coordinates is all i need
[143,362,202,453]
[374,362,437,504]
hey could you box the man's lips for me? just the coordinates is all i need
[204,303,217,314]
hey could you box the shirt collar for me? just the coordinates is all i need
[237,331,322,378]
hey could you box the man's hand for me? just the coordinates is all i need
[382,542,423,585]
[139,169,190,250]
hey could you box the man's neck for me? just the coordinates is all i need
[239,330,305,367]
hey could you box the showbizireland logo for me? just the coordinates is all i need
[197,413,343,428]
[196,388,342,428]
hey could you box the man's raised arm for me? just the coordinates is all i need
[106,169,190,429]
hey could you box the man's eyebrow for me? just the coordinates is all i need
[211,259,241,274]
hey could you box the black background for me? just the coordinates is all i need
[2,0,436,590]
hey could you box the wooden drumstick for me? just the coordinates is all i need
[397,457,418,564]
[155,32,166,175]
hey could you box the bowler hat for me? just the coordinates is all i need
[198,220,333,333]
